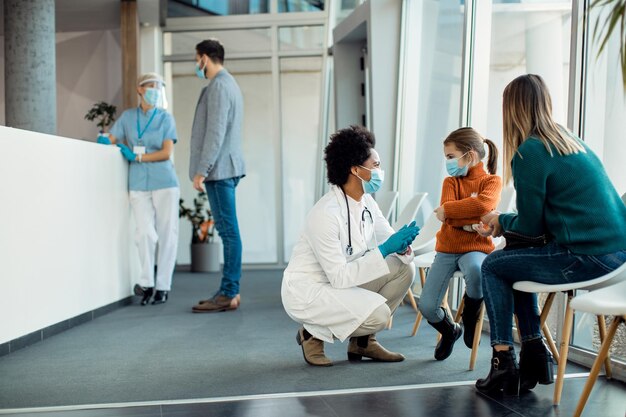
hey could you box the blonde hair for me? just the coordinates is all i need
[502,74,584,183]
[443,127,499,175]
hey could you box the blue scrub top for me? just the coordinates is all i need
[110,107,179,192]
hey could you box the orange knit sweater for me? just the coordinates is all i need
[435,162,502,254]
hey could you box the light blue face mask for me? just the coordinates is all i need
[445,152,470,177]
[195,61,206,79]
[358,166,385,194]
[143,88,160,106]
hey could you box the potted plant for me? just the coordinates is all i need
[84,101,117,140]
[179,192,221,272]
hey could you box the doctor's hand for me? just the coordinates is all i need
[96,133,111,145]
[117,144,137,162]
[379,221,420,258]
[193,174,206,192]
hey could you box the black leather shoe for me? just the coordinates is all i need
[152,290,168,305]
[428,307,462,361]
[519,338,554,391]
[134,284,154,306]
[476,347,520,396]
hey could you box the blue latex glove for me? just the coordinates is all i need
[96,133,111,145]
[117,144,137,162]
[378,221,420,258]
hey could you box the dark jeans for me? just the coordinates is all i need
[482,241,626,346]
[205,177,242,298]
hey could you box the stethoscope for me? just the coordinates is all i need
[342,188,373,256]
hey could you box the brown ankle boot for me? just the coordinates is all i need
[296,327,332,367]
[347,334,405,362]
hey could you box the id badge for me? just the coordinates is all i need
[134,146,146,155]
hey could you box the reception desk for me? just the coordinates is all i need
[0,126,139,348]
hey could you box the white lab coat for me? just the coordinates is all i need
[281,185,414,343]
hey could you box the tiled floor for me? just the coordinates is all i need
[2,376,624,417]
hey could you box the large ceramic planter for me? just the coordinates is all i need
[191,242,221,272]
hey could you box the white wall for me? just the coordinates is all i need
[0,126,139,344]
[0,30,122,140]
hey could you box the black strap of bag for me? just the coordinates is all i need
[502,230,549,251]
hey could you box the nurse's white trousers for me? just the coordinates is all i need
[130,187,180,291]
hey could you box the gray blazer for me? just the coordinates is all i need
[189,69,245,181]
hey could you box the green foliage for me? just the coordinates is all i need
[84,101,117,131]
[590,0,626,89]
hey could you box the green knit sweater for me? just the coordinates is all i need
[499,136,626,255]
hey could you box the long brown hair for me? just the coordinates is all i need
[502,74,584,182]
[444,127,499,175]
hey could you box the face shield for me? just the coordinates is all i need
[139,78,169,110]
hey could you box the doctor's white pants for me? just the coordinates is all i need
[129,187,180,291]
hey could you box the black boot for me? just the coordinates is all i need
[428,307,462,361]
[519,338,554,391]
[134,284,154,306]
[152,290,168,305]
[476,347,520,395]
[461,295,483,348]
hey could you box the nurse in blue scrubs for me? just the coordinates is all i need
[106,73,180,306]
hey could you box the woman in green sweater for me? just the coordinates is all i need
[474,74,626,396]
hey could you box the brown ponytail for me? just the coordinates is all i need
[483,138,499,175]
[443,127,500,175]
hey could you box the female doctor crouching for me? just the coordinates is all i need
[281,126,420,367]
[101,73,180,306]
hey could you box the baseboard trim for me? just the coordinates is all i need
[0,296,133,358]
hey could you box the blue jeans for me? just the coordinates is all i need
[205,177,242,298]
[482,241,626,347]
[419,251,487,323]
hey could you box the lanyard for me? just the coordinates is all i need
[136,107,158,141]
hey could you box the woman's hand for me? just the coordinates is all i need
[478,211,503,237]
[434,206,446,222]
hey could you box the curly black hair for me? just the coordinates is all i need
[324,125,376,186]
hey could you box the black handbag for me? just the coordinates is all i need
[502,230,549,251]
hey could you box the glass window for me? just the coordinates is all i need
[278,0,324,13]
[168,0,269,17]
[570,2,626,362]
[476,1,572,177]
[397,0,465,226]
[280,57,323,262]
[164,29,272,56]
[168,59,279,264]
[278,26,325,51]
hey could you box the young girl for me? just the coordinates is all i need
[418,127,502,361]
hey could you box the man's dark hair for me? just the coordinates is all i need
[324,125,376,186]
[196,39,225,64]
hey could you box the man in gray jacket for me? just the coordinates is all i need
[189,39,246,313]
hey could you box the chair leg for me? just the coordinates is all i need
[597,315,612,379]
[542,322,560,365]
[407,288,418,312]
[469,304,485,371]
[455,296,465,324]
[554,291,575,406]
[514,314,522,344]
[411,267,427,337]
[573,316,623,417]
[387,315,393,329]
[539,292,560,365]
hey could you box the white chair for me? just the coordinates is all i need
[392,192,428,230]
[512,262,626,406]
[386,193,429,328]
[570,279,626,417]
[375,191,399,222]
